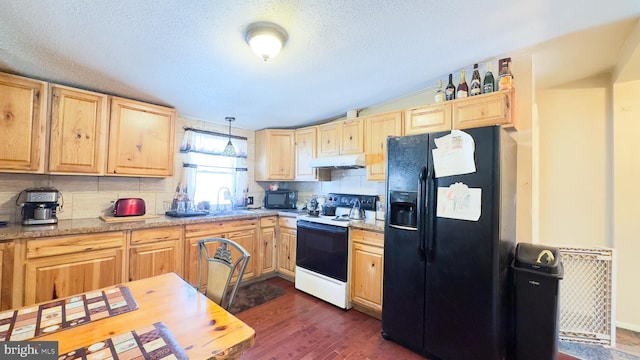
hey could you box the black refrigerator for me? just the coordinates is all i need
[381,125,517,360]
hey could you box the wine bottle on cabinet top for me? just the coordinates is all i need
[445,74,456,100]
[498,58,513,90]
[434,80,445,103]
[470,64,482,96]
[457,69,468,98]
[483,62,495,93]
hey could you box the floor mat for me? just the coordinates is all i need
[227,281,285,314]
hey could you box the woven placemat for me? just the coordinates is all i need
[0,285,138,341]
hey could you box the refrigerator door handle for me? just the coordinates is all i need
[426,165,436,263]
[417,166,427,262]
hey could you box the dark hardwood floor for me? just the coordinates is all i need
[235,277,580,360]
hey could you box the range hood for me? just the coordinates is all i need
[308,153,366,169]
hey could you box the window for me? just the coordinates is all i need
[179,128,248,210]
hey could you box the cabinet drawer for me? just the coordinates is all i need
[185,219,258,238]
[260,216,277,227]
[351,229,384,247]
[26,231,126,259]
[131,226,182,245]
[278,217,297,229]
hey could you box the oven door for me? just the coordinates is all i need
[296,220,348,282]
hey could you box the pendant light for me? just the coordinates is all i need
[223,117,236,157]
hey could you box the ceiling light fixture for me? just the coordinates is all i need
[245,22,288,61]
[223,117,236,157]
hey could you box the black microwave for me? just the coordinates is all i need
[264,190,296,209]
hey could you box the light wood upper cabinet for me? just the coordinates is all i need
[295,126,330,181]
[340,118,365,154]
[48,84,109,174]
[405,102,452,135]
[318,118,365,157]
[129,226,183,281]
[317,122,340,157]
[0,72,48,173]
[453,89,514,129]
[350,229,384,318]
[107,97,176,177]
[366,111,403,181]
[255,129,295,181]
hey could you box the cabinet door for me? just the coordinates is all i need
[340,118,365,154]
[24,248,124,305]
[129,226,183,281]
[185,228,257,286]
[107,97,176,177]
[255,129,295,181]
[404,103,452,135]
[260,226,277,275]
[366,111,402,181]
[453,89,513,129]
[351,242,384,313]
[317,122,340,157]
[278,227,297,278]
[129,240,182,281]
[0,72,47,173]
[226,229,257,280]
[295,126,329,181]
[48,84,109,174]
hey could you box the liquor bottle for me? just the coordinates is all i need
[482,62,495,94]
[445,74,456,101]
[498,58,513,91]
[434,80,445,103]
[470,64,482,96]
[457,69,468,98]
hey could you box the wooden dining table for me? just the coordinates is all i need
[32,272,256,359]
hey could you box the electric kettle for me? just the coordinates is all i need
[349,199,365,220]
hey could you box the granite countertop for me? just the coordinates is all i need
[0,208,384,241]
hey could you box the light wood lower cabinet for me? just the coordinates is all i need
[129,226,183,281]
[184,219,258,287]
[258,217,277,276]
[23,231,126,305]
[277,217,297,279]
[350,229,384,319]
[0,242,15,310]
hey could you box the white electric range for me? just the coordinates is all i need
[294,193,378,309]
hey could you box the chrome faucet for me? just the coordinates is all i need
[216,187,233,212]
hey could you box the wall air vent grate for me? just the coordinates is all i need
[558,246,616,347]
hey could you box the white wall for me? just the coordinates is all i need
[536,77,611,248]
[613,79,640,331]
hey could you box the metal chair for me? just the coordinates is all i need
[196,237,251,310]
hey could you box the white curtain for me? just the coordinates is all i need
[178,128,248,208]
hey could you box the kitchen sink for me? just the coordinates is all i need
[208,209,256,217]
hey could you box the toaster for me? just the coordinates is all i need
[113,198,146,216]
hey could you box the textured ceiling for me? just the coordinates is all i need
[1,1,639,130]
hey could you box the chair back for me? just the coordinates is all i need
[197,237,251,310]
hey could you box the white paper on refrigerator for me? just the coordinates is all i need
[437,182,481,221]
[432,130,476,178]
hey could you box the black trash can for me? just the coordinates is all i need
[512,243,564,360]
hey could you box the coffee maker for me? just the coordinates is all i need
[18,188,62,225]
